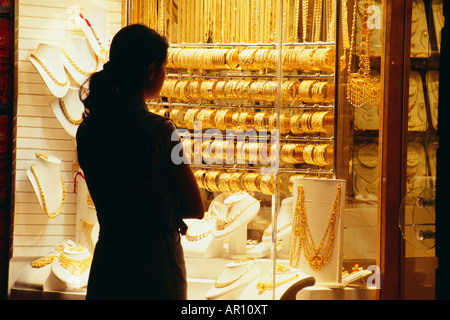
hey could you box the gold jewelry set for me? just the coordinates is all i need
[161,78,334,103]
[347,0,381,108]
[58,246,93,277]
[194,170,282,195]
[216,198,260,231]
[289,183,342,272]
[30,153,66,219]
[30,244,92,277]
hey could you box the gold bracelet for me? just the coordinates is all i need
[303,144,316,165]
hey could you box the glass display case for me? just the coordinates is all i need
[128,0,385,300]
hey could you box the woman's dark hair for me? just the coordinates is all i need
[80,24,168,119]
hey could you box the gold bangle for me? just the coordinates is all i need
[303,144,316,165]
[229,172,243,192]
[290,113,304,134]
[205,171,221,192]
[215,109,233,131]
[242,172,261,192]
[255,112,270,132]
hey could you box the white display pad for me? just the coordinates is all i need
[62,35,101,85]
[29,43,70,98]
[291,178,346,285]
[27,153,65,219]
[75,3,110,60]
[51,87,85,137]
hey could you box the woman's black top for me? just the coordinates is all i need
[76,95,189,299]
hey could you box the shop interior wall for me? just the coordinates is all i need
[9,0,122,285]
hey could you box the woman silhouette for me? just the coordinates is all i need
[76,24,204,300]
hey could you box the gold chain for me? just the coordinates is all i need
[30,53,69,87]
[31,153,66,219]
[215,199,259,231]
[59,100,83,125]
[214,262,255,288]
[61,48,99,77]
[185,220,213,241]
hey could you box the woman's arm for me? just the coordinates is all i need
[171,165,205,220]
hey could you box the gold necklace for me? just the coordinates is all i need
[81,219,95,250]
[30,53,69,87]
[263,221,292,237]
[61,48,99,77]
[79,13,109,57]
[31,153,66,219]
[214,262,255,288]
[30,255,59,268]
[289,185,304,268]
[185,220,214,241]
[302,0,309,42]
[300,183,342,272]
[215,199,259,231]
[59,100,83,125]
[58,252,93,277]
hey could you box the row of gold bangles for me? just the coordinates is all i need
[154,107,334,135]
[280,143,333,166]
[166,47,335,72]
[194,170,282,195]
[160,79,335,103]
[182,140,333,167]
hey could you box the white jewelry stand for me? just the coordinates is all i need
[62,36,101,85]
[51,87,85,137]
[291,178,346,285]
[30,43,70,98]
[212,192,260,258]
[182,193,228,259]
[353,143,378,200]
[262,197,293,258]
[14,240,76,290]
[205,259,261,300]
[27,154,65,218]
[239,265,315,300]
[75,3,110,60]
[426,71,439,130]
[51,246,92,290]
